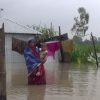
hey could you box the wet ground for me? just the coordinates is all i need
[6,57,100,100]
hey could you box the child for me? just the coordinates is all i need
[40,43,48,63]
[36,42,48,77]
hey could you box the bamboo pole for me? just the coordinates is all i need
[0,23,6,100]
[91,33,99,68]
[58,26,64,62]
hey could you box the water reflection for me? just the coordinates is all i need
[28,85,46,100]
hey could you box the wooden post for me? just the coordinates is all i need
[58,26,64,62]
[91,33,99,68]
[0,23,6,100]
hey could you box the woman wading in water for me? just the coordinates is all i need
[24,38,47,85]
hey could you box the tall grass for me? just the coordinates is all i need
[71,44,100,63]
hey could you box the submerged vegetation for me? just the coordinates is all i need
[71,43,100,64]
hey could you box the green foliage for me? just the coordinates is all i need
[71,44,100,63]
[71,7,89,36]
[73,35,82,44]
[78,7,86,14]
[33,25,57,41]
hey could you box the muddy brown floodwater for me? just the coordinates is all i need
[6,57,100,100]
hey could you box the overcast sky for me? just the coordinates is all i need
[0,0,100,38]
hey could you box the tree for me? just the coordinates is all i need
[71,7,89,37]
[32,24,57,41]
[98,37,100,43]
[90,35,97,43]
[83,39,91,44]
[73,35,82,44]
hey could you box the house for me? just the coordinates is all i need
[0,22,42,63]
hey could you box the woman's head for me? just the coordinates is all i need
[28,38,36,48]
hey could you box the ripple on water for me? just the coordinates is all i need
[6,61,100,100]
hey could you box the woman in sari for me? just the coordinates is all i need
[24,38,46,85]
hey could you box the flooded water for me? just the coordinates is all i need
[6,57,100,100]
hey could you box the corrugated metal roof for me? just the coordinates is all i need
[0,19,42,34]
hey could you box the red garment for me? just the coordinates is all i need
[31,47,40,57]
[46,41,60,56]
[28,47,46,85]
[28,64,46,85]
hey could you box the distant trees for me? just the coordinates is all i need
[83,39,91,44]
[98,37,100,43]
[73,35,82,44]
[90,35,98,43]
[71,7,89,37]
[73,35,100,44]
[32,24,57,41]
